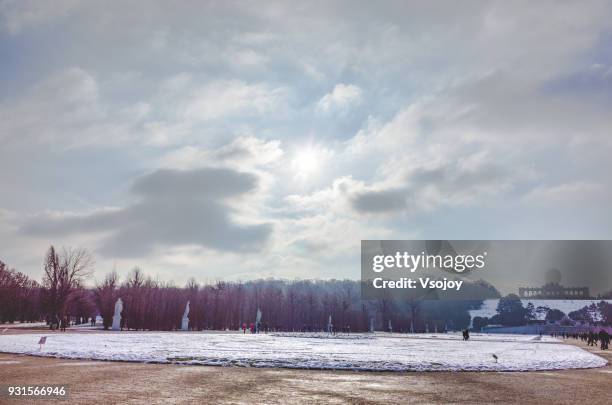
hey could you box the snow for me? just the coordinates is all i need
[69,324,104,331]
[271,332,375,339]
[0,322,47,329]
[0,332,606,372]
[469,299,612,322]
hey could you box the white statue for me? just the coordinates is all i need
[112,298,123,331]
[181,301,190,331]
[255,308,262,333]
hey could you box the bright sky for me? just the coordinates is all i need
[1,1,611,284]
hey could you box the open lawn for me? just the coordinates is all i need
[0,332,610,404]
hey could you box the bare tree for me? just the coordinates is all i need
[42,246,94,320]
[95,271,119,329]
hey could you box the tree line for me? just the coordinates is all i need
[472,294,612,331]
[1,245,481,331]
[94,267,480,332]
[15,246,612,332]
[0,260,40,323]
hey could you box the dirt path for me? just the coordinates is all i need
[0,338,610,404]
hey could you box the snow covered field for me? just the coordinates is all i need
[1,322,47,329]
[0,332,606,372]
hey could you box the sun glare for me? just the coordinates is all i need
[291,149,319,178]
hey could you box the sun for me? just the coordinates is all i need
[291,149,319,178]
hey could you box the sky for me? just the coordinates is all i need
[1,1,612,285]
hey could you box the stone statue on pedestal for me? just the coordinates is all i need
[181,301,190,331]
[112,298,123,331]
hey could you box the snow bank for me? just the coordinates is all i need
[0,332,606,372]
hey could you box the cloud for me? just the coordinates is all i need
[0,0,78,34]
[317,83,362,113]
[131,167,255,198]
[351,188,406,213]
[281,177,396,261]
[522,182,604,204]
[0,67,290,150]
[183,80,289,121]
[0,68,99,143]
[346,151,515,215]
[159,136,284,170]
[0,67,152,148]
[2,2,612,280]
[140,75,293,146]
[544,62,612,103]
[21,167,272,257]
[334,96,524,215]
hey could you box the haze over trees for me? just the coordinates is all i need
[90,270,477,332]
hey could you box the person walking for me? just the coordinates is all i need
[599,330,610,350]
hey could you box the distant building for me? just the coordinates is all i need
[519,268,592,299]
[518,282,591,299]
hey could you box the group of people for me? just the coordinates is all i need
[557,330,610,350]
[46,316,97,331]
[46,315,69,331]
[242,322,266,333]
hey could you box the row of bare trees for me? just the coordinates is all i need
[0,260,40,323]
[2,246,477,331]
[92,268,369,331]
[92,267,475,332]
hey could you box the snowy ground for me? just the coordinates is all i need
[271,332,375,339]
[0,332,606,372]
[0,322,47,329]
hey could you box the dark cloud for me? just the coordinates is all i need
[131,167,256,198]
[350,159,511,214]
[214,145,251,161]
[407,163,508,192]
[21,209,121,235]
[21,168,272,257]
[351,188,407,213]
